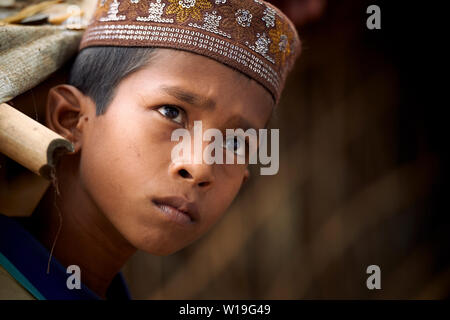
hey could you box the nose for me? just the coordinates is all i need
[169,159,215,188]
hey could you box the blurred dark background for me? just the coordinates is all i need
[119,0,448,299]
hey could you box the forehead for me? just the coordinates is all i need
[124,48,274,128]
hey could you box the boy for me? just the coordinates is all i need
[0,0,300,299]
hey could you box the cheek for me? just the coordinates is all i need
[81,108,173,184]
[77,110,174,234]
[198,166,245,229]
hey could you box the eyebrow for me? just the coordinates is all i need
[159,85,216,110]
[159,84,262,131]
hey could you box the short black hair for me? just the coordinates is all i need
[68,46,157,115]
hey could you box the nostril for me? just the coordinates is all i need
[178,169,192,179]
[198,181,210,187]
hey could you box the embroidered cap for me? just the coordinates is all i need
[79,0,301,104]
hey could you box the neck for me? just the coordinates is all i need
[29,156,136,299]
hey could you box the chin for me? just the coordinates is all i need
[130,232,189,256]
[139,243,185,256]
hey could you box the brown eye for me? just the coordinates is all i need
[157,105,185,125]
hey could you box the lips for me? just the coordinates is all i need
[152,196,199,223]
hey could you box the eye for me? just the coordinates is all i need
[156,105,185,125]
[223,135,246,156]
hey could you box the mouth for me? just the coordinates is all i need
[152,196,199,225]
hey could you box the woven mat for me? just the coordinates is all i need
[0,24,82,103]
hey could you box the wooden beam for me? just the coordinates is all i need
[0,102,73,180]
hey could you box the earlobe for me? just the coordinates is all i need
[46,85,89,153]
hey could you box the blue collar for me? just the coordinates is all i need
[0,213,131,300]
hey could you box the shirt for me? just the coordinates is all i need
[0,213,131,300]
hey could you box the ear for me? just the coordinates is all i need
[46,85,92,153]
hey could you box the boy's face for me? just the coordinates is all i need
[76,48,273,255]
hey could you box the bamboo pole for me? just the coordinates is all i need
[0,103,74,180]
